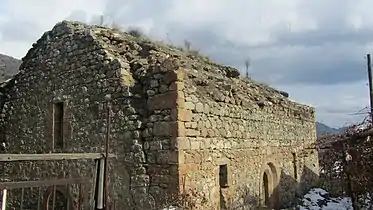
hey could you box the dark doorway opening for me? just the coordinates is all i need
[219,164,228,209]
[45,188,68,210]
[263,172,269,206]
[219,164,228,188]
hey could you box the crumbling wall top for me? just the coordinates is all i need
[17,20,313,115]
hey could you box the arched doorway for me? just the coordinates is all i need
[44,187,72,210]
[263,172,269,206]
[260,162,279,208]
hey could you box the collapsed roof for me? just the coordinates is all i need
[10,21,313,114]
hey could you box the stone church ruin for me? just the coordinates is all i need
[0,21,319,209]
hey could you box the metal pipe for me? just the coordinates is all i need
[20,188,24,210]
[104,101,111,210]
[97,158,105,209]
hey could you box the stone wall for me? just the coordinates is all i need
[175,66,319,209]
[0,21,184,209]
[0,21,319,209]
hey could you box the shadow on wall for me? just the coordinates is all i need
[223,166,319,209]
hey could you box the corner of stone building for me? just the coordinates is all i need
[139,66,188,209]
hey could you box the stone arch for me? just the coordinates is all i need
[259,161,279,208]
[262,171,270,206]
[43,186,74,210]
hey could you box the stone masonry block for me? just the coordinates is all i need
[195,103,204,113]
[186,129,200,137]
[190,140,200,150]
[147,91,184,110]
[179,163,199,174]
[171,108,193,122]
[169,81,184,91]
[151,175,178,185]
[184,102,195,110]
[163,70,185,84]
[176,137,191,150]
[153,121,178,137]
[153,121,186,137]
[157,150,178,164]
[178,122,186,137]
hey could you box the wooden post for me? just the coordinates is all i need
[1,189,7,210]
[89,159,99,210]
[367,54,373,122]
[0,153,115,162]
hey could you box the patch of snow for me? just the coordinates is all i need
[296,188,352,210]
[333,161,343,173]
[163,188,371,210]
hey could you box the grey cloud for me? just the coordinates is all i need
[0,20,42,42]
[102,0,170,29]
[104,0,170,19]
[317,106,363,115]
[277,81,369,127]
[64,0,372,87]
[273,27,373,47]
[251,45,368,85]
[65,10,87,23]
[160,25,369,86]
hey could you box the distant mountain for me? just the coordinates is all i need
[0,54,21,82]
[316,122,346,137]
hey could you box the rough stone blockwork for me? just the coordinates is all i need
[0,21,319,209]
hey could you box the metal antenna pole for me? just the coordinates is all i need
[367,54,373,122]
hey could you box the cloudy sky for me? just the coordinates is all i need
[1,0,373,127]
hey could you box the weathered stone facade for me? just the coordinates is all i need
[0,21,319,209]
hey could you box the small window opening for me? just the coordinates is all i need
[53,102,64,149]
[263,172,269,206]
[292,152,297,180]
[219,164,228,188]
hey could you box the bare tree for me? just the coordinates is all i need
[245,58,250,78]
[184,40,191,50]
[100,15,104,26]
